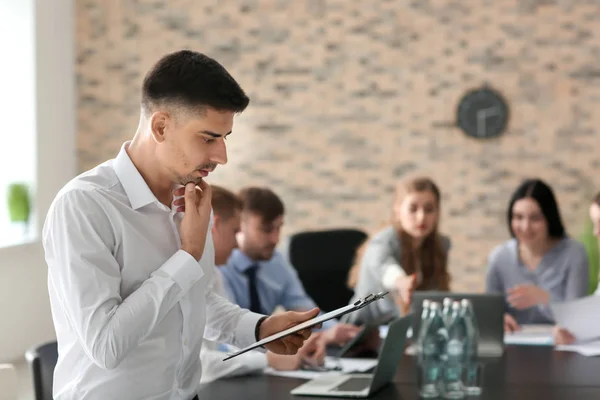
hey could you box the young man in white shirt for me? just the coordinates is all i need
[43,50,319,400]
[200,186,323,383]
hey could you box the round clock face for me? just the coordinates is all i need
[456,87,509,139]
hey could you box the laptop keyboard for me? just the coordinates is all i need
[332,377,372,392]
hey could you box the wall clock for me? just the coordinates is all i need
[456,86,509,139]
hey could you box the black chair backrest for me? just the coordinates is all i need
[25,341,58,400]
[287,228,368,313]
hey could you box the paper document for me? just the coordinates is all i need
[551,295,600,342]
[504,324,554,346]
[264,357,378,380]
[556,339,600,357]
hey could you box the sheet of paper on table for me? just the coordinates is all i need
[551,295,600,342]
[556,339,600,357]
[504,324,554,346]
[264,357,378,380]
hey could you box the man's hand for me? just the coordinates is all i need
[266,352,304,371]
[174,181,213,261]
[266,333,327,371]
[259,308,320,355]
[504,313,520,333]
[507,284,550,310]
[321,323,361,346]
[553,326,576,345]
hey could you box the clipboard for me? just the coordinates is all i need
[223,291,389,361]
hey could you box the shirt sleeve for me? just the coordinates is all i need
[485,250,505,295]
[364,241,406,290]
[382,264,405,291]
[563,244,591,300]
[200,342,267,383]
[538,243,590,320]
[43,189,209,371]
[203,288,264,350]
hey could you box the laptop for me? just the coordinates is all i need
[336,313,395,358]
[290,315,411,398]
[411,291,505,357]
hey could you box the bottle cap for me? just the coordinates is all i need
[430,302,440,310]
[422,299,431,308]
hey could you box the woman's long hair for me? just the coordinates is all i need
[347,177,450,291]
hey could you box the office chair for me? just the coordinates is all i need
[286,228,368,313]
[25,341,58,400]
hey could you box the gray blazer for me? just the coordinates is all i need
[344,226,451,324]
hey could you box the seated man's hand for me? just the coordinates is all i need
[321,323,361,346]
[553,326,575,345]
[266,352,303,371]
[259,308,320,355]
[300,331,327,363]
[266,333,327,371]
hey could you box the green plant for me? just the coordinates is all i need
[6,182,30,224]
[579,217,599,295]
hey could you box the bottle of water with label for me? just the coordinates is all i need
[416,299,431,346]
[418,302,447,399]
[443,302,466,399]
[441,297,454,334]
[461,299,481,395]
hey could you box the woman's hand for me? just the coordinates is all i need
[507,284,550,309]
[553,326,576,345]
[504,313,520,333]
[392,273,417,315]
[395,273,417,305]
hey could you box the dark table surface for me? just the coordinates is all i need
[198,345,600,399]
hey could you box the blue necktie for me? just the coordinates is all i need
[245,265,262,314]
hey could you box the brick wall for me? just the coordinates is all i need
[76,0,600,291]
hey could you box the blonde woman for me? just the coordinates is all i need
[346,177,451,324]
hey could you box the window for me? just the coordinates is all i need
[0,0,36,247]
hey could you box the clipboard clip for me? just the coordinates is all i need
[353,291,389,310]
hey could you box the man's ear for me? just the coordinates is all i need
[212,214,221,232]
[149,111,171,143]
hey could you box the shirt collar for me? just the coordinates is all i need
[113,141,160,210]
[230,249,261,273]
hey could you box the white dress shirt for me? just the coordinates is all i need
[199,271,268,384]
[43,142,263,400]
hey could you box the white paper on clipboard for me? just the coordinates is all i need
[222,292,389,361]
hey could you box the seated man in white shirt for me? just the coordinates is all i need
[43,50,319,400]
[200,186,323,383]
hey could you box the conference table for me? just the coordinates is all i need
[198,345,600,399]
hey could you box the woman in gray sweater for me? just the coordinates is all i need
[345,177,451,324]
[485,178,589,331]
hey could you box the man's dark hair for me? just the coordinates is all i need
[141,50,250,114]
[211,185,243,221]
[507,178,566,239]
[238,187,285,224]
